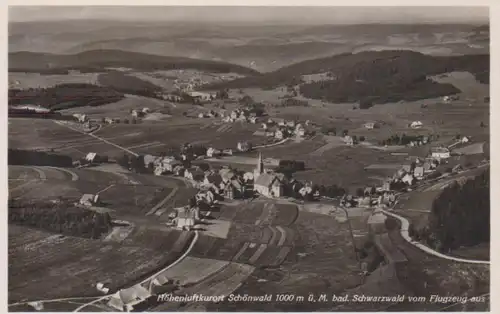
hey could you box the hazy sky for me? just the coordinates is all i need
[9,6,489,24]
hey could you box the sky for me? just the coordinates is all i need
[8,6,489,24]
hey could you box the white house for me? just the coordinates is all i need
[85,152,97,163]
[402,173,415,186]
[206,147,222,158]
[79,194,99,207]
[431,147,451,159]
[249,117,258,124]
[364,122,376,129]
[237,141,252,152]
[107,285,151,312]
[262,123,268,130]
[344,135,354,146]
[414,166,424,179]
[73,113,88,123]
[410,121,423,129]
[295,124,306,137]
[174,206,199,230]
[461,136,470,143]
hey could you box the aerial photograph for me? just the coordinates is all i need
[8,5,490,312]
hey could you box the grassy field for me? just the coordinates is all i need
[8,224,194,303]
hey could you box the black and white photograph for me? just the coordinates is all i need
[7,4,491,312]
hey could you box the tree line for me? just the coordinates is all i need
[9,149,73,167]
[410,170,490,253]
[8,200,113,239]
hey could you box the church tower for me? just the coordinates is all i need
[253,152,264,180]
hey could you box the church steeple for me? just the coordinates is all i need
[257,152,264,174]
[254,152,264,180]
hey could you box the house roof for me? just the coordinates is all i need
[80,194,95,203]
[116,285,151,305]
[205,174,223,186]
[86,152,97,161]
[177,206,197,219]
[431,147,450,153]
[255,173,281,187]
[219,168,235,181]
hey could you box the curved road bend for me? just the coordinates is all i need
[380,207,489,265]
[73,230,199,312]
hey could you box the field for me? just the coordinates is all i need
[8,224,194,303]
[9,72,101,89]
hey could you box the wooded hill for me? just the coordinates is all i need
[203,50,489,104]
[8,49,260,76]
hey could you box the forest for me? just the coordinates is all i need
[8,149,73,167]
[97,71,163,98]
[410,169,490,253]
[8,200,113,239]
[8,83,124,110]
[203,50,489,104]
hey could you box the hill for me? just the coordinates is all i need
[8,49,260,76]
[202,50,489,104]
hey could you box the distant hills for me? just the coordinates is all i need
[9,21,489,72]
[203,50,489,104]
[8,50,261,76]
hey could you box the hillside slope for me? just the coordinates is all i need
[203,50,489,104]
[8,49,261,76]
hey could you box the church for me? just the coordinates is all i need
[253,153,285,198]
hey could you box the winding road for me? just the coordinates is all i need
[379,163,490,265]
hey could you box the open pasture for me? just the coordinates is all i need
[8,225,193,303]
[9,72,101,89]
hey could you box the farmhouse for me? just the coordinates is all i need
[237,141,252,152]
[295,124,306,137]
[249,117,258,124]
[219,168,236,183]
[206,147,222,158]
[187,91,215,102]
[461,136,471,143]
[414,166,424,179]
[161,157,181,172]
[431,147,451,159]
[253,153,284,197]
[85,152,98,163]
[410,121,423,129]
[344,135,354,146]
[131,110,144,118]
[73,113,88,123]
[262,123,269,130]
[173,165,186,176]
[184,168,205,182]
[79,194,99,207]
[107,284,151,312]
[363,122,377,129]
[275,128,287,140]
[174,206,200,230]
[402,173,415,186]
[203,174,223,190]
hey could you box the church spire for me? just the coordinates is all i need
[257,152,264,174]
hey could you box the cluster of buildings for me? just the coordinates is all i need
[255,118,308,140]
[220,107,261,124]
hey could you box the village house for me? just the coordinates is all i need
[414,166,424,179]
[184,168,205,182]
[79,194,99,207]
[85,152,98,163]
[461,136,471,143]
[286,120,296,128]
[219,167,236,183]
[249,117,258,124]
[198,113,206,118]
[344,135,354,146]
[142,107,150,114]
[206,147,222,158]
[131,109,144,118]
[73,113,88,123]
[203,174,223,191]
[196,190,216,205]
[173,165,186,176]
[221,178,245,199]
[363,122,377,129]
[104,117,116,124]
[237,141,252,152]
[431,147,451,160]
[410,121,423,129]
[295,124,306,137]
[262,123,269,130]
[223,148,233,156]
[107,284,151,312]
[174,206,200,230]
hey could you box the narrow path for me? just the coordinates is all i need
[380,208,490,265]
[45,166,79,181]
[145,186,179,216]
